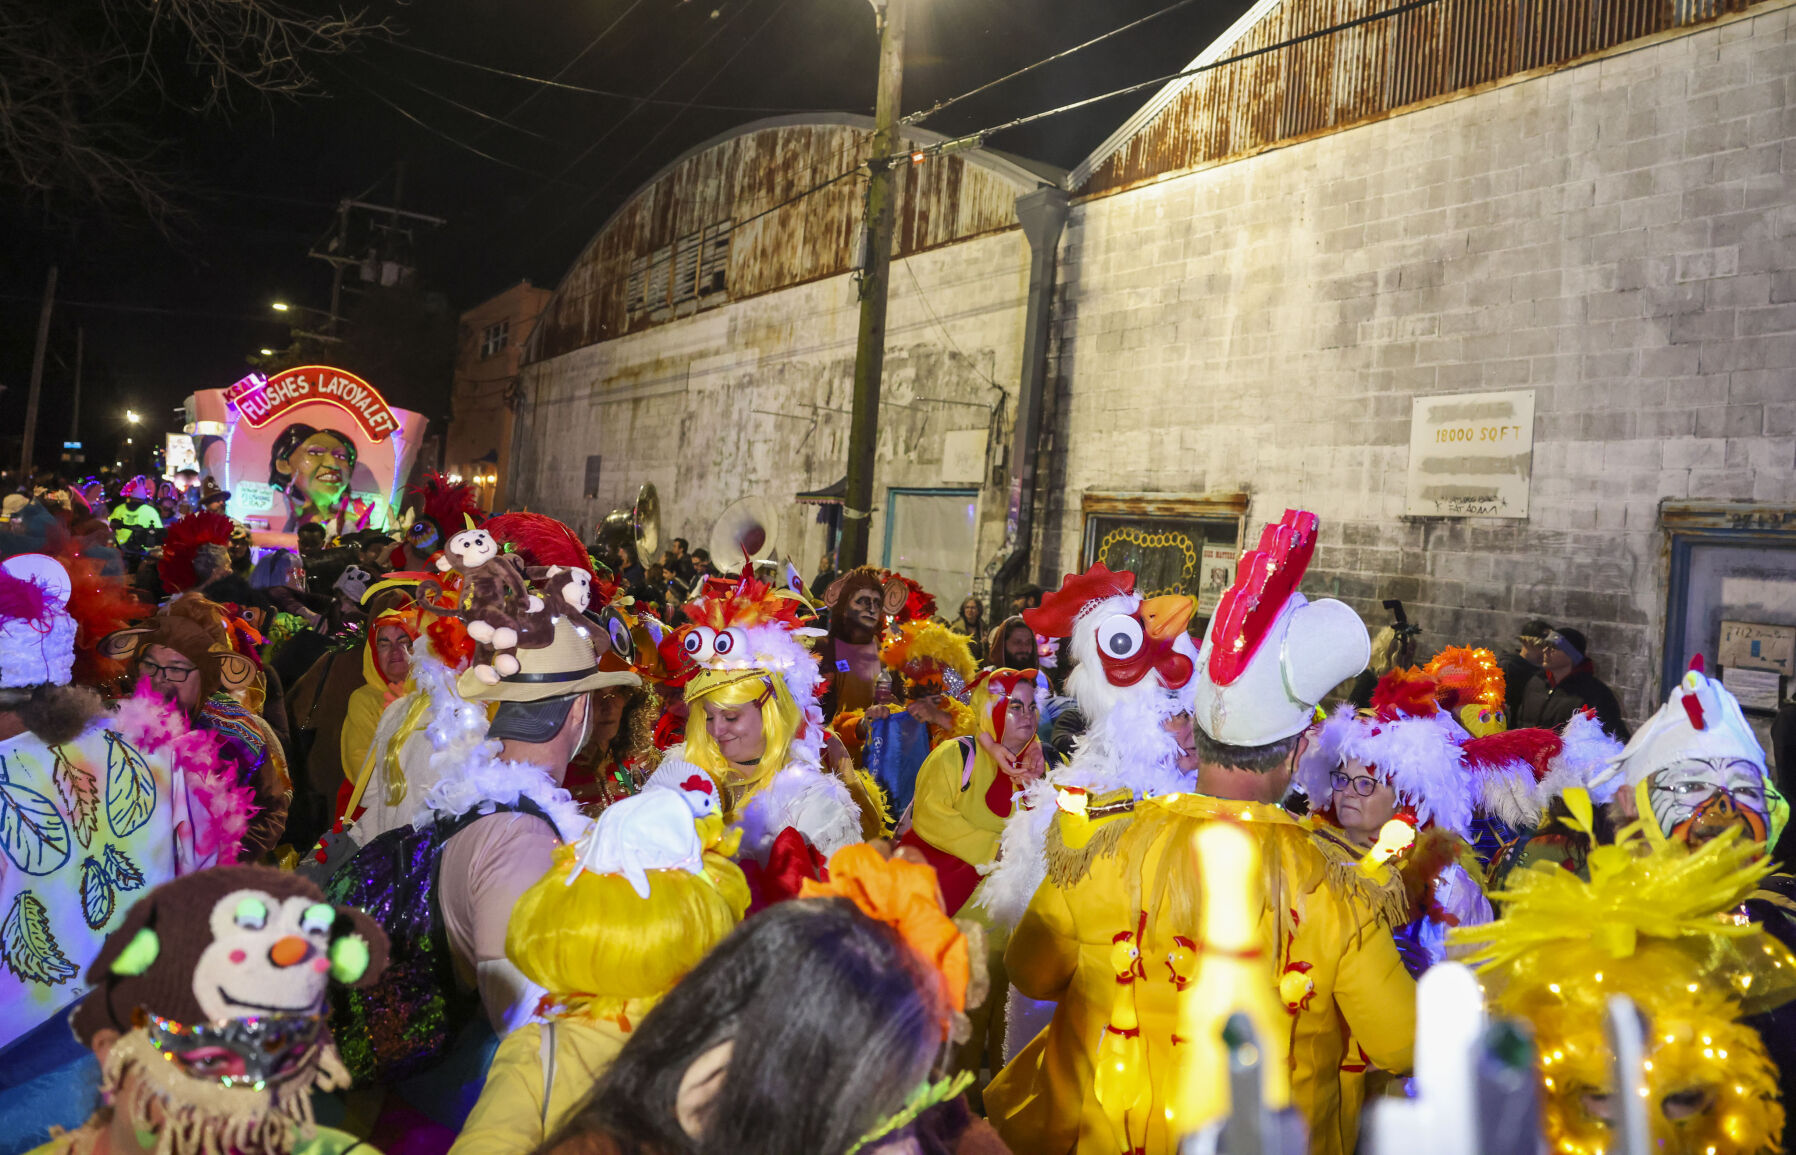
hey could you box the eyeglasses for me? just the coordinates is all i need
[1330,770,1381,797]
[141,659,198,683]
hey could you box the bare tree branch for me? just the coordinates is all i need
[0,0,389,226]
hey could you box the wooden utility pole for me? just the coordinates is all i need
[19,265,57,480]
[69,326,84,443]
[837,0,907,569]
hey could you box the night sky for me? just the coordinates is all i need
[0,0,1254,470]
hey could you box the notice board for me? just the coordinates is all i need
[1405,390,1535,518]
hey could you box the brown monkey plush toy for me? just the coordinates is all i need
[60,866,388,1155]
[430,525,543,684]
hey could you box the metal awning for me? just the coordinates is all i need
[795,476,846,505]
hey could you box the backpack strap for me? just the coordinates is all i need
[540,1021,557,1129]
[958,736,977,792]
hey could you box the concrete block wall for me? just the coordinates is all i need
[1044,2,1796,724]
[511,228,1030,602]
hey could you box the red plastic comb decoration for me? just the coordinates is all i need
[1023,563,1136,639]
[1206,509,1318,687]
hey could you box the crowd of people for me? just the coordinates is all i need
[2,473,1794,1155]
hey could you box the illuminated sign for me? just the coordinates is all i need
[225,365,400,442]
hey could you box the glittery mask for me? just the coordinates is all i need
[143,1010,325,1089]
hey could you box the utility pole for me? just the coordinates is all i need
[837,0,907,569]
[69,326,84,444]
[19,265,57,480]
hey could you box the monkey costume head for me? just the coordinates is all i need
[70,867,388,1155]
[824,567,910,647]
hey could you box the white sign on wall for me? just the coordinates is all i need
[1404,389,1535,519]
[941,429,988,484]
[1196,544,1238,616]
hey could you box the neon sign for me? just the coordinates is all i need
[225,365,400,442]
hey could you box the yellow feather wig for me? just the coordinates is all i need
[1453,815,1796,1155]
[507,837,750,1022]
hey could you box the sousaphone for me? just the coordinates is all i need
[598,482,661,560]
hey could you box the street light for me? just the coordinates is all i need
[259,348,275,356]
[272,301,291,313]
[125,410,141,425]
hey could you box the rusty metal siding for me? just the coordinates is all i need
[1085,0,1765,196]
[532,122,1026,361]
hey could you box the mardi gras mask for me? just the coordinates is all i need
[1646,758,1768,847]
[143,1010,324,1089]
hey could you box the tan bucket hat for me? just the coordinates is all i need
[458,613,641,702]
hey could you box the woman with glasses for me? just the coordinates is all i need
[1293,668,1497,977]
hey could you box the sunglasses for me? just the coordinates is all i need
[141,658,198,683]
[1330,770,1382,797]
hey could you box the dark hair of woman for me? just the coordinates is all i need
[538,898,945,1155]
[267,424,357,488]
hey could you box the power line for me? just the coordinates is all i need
[388,39,851,114]
[525,0,802,257]
[0,295,284,323]
[915,0,1439,156]
[380,63,551,140]
[903,0,1204,127]
[331,63,569,184]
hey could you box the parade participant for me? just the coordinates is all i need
[1515,626,1630,739]
[197,478,230,516]
[103,596,291,861]
[391,474,483,572]
[540,851,979,1155]
[1295,668,1493,974]
[108,477,161,552]
[268,424,380,537]
[451,786,750,1155]
[949,595,987,662]
[976,564,1199,930]
[156,511,238,600]
[815,567,903,719]
[985,615,1037,672]
[900,668,1044,916]
[38,866,389,1155]
[839,619,977,821]
[1455,801,1795,1155]
[648,573,878,871]
[563,677,661,814]
[985,511,1413,1155]
[338,605,419,811]
[0,553,254,1148]
[897,666,1043,1091]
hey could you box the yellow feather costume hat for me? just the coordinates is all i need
[1453,792,1796,1155]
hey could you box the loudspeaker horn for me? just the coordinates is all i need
[710,495,778,566]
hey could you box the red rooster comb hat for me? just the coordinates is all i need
[485,512,593,574]
[1297,669,1475,835]
[1193,510,1371,747]
[1023,564,1135,639]
[157,512,236,593]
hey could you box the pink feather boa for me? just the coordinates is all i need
[113,679,256,868]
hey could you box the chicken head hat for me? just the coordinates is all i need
[1193,510,1370,747]
[1,553,77,688]
[1593,656,1774,845]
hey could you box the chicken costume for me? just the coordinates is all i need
[976,564,1202,932]
[985,511,1415,1155]
[646,573,878,871]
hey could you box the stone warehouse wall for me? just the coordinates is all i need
[1044,2,1796,724]
[511,228,1030,603]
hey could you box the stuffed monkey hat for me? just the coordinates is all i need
[71,866,388,1155]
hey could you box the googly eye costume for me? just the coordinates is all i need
[646,573,871,869]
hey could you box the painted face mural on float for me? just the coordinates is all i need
[185,366,425,546]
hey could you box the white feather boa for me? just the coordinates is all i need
[360,636,589,845]
[975,685,1193,931]
[648,746,861,867]
[1294,705,1473,836]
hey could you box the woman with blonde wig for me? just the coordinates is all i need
[451,784,749,1155]
[648,574,880,868]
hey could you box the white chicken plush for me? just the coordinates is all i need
[976,564,1201,931]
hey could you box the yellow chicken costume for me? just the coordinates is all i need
[984,790,1417,1155]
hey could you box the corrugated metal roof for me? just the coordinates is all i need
[1073,0,1769,195]
[528,115,1061,362]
